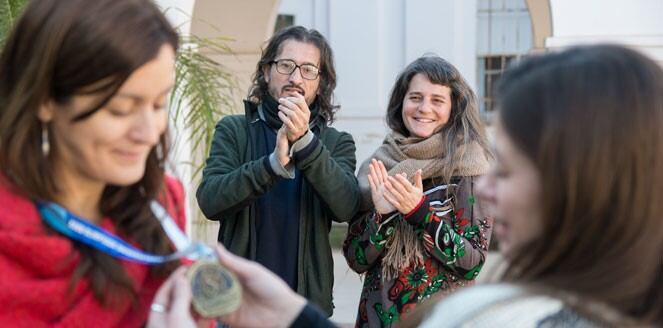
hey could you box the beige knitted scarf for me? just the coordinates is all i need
[357,131,490,280]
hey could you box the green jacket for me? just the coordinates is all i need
[196,101,361,315]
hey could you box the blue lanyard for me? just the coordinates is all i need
[37,202,214,264]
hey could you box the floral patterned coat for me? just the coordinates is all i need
[343,177,493,328]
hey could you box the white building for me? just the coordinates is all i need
[156,0,663,242]
[544,0,663,63]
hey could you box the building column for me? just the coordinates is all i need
[525,0,552,52]
[188,0,282,244]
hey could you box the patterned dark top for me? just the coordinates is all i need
[343,177,493,328]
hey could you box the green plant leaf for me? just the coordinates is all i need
[0,0,26,45]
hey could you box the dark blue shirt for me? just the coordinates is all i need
[254,121,301,290]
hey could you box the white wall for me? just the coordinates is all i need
[551,0,662,37]
[278,0,478,168]
[154,0,196,235]
[405,0,477,89]
[546,0,663,64]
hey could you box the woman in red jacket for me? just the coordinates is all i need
[0,0,188,326]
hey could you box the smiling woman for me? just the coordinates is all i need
[343,55,493,327]
[401,73,453,138]
[0,0,189,326]
[39,45,174,195]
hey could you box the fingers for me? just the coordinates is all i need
[383,172,425,214]
[278,96,310,140]
[385,179,407,206]
[367,171,377,194]
[274,127,290,166]
[414,169,423,191]
[276,126,285,140]
[382,188,399,208]
[280,95,309,115]
[369,160,383,186]
[169,268,192,314]
[277,111,298,133]
[151,266,188,313]
[277,104,302,126]
[387,174,412,195]
[376,160,390,185]
[276,126,289,144]
[216,244,257,282]
[368,159,381,186]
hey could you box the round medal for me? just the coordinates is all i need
[187,260,242,317]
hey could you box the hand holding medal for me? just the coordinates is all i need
[148,244,309,328]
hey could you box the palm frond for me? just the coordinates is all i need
[170,34,237,177]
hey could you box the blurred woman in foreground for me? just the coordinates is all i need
[418,44,663,326]
[0,0,187,326]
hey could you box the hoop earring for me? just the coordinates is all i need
[41,123,50,156]
[156,142,164,159]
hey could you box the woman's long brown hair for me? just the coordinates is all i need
[496,45,663,325]
[0,0,180,304]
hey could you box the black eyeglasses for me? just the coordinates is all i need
[270,59,320,80]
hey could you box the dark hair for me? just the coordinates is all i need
[0,0,179,303]
[496,45,663,324]
[386,55,491,182]
[248,25,338,123]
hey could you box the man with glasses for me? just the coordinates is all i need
[196,26,360,317]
